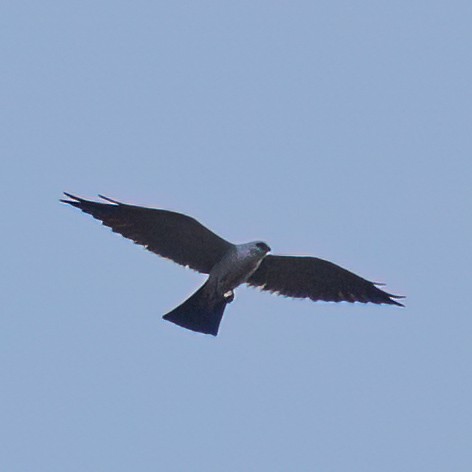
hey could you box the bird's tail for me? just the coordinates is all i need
[162,282,229,336]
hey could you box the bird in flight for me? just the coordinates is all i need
[61,193,404,336]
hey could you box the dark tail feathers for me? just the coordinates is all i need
[163,283,228,336]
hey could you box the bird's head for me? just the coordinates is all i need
[254,241,271,254]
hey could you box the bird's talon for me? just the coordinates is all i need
[224,290,234,303]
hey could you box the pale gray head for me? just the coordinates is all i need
[235,241,271,259]
[254,241,271,254]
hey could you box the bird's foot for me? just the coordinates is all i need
[224,290,234,303]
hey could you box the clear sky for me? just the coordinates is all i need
[2,1,471,471]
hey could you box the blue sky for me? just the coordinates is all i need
[2,1,471,470]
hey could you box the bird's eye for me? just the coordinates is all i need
[256,242,271,252]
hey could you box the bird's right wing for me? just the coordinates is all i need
[61,193,232,274]
[247,255,404,306]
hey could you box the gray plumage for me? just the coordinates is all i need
[61,193,404,336]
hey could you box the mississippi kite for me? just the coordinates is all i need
[62,193,404,336]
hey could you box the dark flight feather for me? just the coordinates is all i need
[247,255,404,306]
[61,193,232,274]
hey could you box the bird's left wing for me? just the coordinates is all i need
[61,193,232,274]
[247,255,404,306]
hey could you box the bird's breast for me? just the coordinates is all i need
[209,250,265,293]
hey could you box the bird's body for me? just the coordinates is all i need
[62,193,404,335]
[162,241,271,334]
[208,242,270,297]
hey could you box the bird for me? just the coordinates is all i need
[61,193,404,336]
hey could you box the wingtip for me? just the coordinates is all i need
[61,192,82,205]
[98,194,121,204]
[61,192,121,206]
[384,292,405,307]
[390,298,405,307]
[62,192,79,201]
[375,283,405,307]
